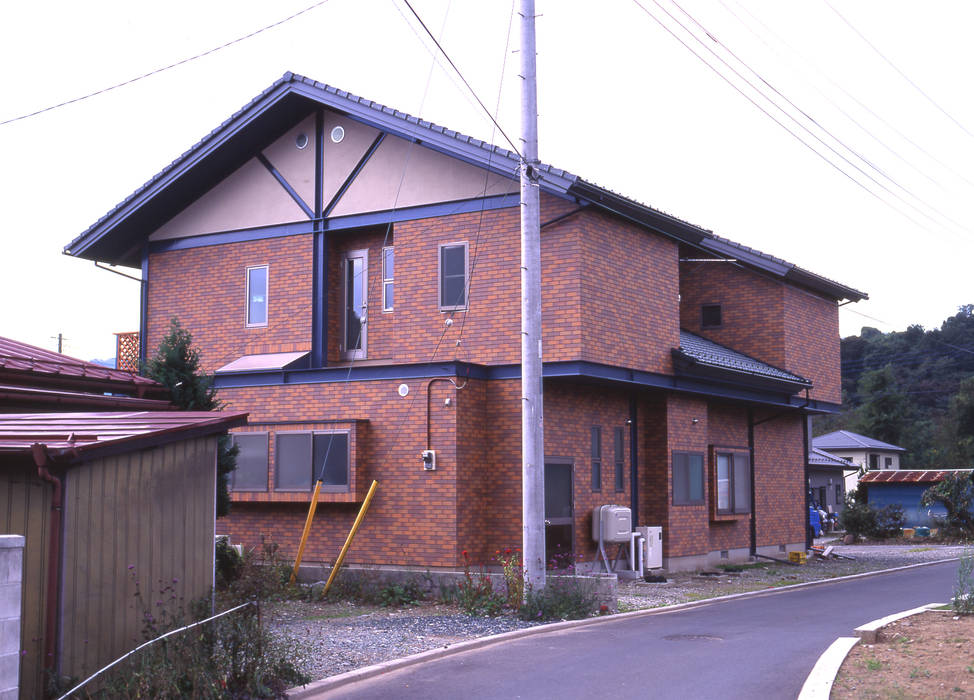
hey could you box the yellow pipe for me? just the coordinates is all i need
[289,479,323,585]
[324,480,379,595]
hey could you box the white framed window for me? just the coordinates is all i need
[382,246,394,312]
[438,242,468,311]
[342,249,368,360]
[246,265,268,327]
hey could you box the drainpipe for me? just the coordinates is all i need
[747,409,756,557]
[30,444,63,678]
[628,396,638,527]
[804,414,812,549]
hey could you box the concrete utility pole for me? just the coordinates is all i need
[519,0,545,591]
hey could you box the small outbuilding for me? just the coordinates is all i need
[0,410,246,699]
[858,469,974,528]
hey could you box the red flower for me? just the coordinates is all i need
[462,550,468,557]
[504,548,511,555]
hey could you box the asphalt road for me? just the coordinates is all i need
[308,561,959,700]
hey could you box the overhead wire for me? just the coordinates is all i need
[823,0,974,143]
[644,0,965,239]
[0,0,333,127]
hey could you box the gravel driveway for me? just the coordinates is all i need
[269,542,968,685]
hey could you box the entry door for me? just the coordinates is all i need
[544,461,574,569]
[342,249,368,360]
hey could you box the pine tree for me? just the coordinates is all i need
[145,318,237,516]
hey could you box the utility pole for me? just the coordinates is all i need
[520,0,545,591]
[52,333,63,353]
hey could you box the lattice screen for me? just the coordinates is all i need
[115,332,140,372]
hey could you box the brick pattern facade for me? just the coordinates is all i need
[679,257,840,403]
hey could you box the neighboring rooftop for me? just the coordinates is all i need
[813,430,906,453]
[0,411,247,462]
[809,447,855,469]
[65,72,866,303]
[0,335,166,399]
[674,330,811,388]
[859,469,972,484]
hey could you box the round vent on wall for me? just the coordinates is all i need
[295,133,309,149]
[331,126,345,143]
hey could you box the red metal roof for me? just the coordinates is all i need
[0,411,247,462]
[859,469,972,484]
[0,336,163,394]
[0,383,173,411]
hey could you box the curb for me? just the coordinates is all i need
[287,557,959,698]
[797,602,946,699]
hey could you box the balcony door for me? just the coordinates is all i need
[342,249,368,360]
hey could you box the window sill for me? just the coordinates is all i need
[710,512,750,523]
[231,487,364,504]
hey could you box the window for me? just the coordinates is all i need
[701,303,722,328]
[672,452,704,505]
[246,265,268,327]
[230,433,268,491]
[714,450,750,515]
[614,427,625,492]
[869,453,879,469]
[275,431,350,492]
[591,426,602,491]
[439,242,467,310]
[817,486,827,508]
[835,483,843,505]
[382,246,394,311]
[884,456,893,468]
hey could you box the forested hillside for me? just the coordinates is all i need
[814,305,974,468]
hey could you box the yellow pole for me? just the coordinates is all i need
[289,479,323,585]
[324,480,379,595]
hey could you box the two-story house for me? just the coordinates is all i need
[65,73,865,572]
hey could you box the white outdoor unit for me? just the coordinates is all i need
[636,526,663,569]
[592,505,632,543]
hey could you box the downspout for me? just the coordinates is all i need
[628,396,638,527]
[31,444,63,679]
[803,413,812,550]
[747,408,756,557]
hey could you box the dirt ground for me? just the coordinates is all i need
[832,611,974,699]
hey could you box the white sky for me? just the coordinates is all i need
[1,0,972,361]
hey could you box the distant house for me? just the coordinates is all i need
[0,410,246,699]
[807,447,855,512]
[859,469,973,528]
[813,430,906,493]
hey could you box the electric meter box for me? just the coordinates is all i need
[592,505,632,543]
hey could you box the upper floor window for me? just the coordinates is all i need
[869,453,879,469]
[382,246,394,311]
[247,265,268,327]
[439,242,468,310]
[701,303,722,329]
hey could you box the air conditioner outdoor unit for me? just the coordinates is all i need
[636,526,663,569]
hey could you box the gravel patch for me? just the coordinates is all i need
[268,542,968,686]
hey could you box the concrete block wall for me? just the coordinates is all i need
[0,535,24,700]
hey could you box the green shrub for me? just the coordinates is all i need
[518,575,598,622]
[456,551,505,616]
[379,580,423,607]
[921,473,974,537]
[222,542,293,605]
[871,503,905,538]
[954,550,974,615]
[215,538,243,590]
[839,500,876,539]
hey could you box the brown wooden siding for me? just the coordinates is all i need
[57,436,217,688]
[0,460,51,700]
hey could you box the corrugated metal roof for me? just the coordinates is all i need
[215,351,308,373]
[0,411,247,460]
[65,72,866,303]
[860,469,972,484]
[0,336,161,392]
[0,384,172,411]
[676,330,811,386]
[809,447,855,468]
[813,430,906,452]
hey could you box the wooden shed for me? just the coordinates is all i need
[0,410,246,699]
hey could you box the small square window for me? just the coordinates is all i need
[439,243,467,310]
[701,304,722,328]
[247,265,268,327]
[231,433,268,491]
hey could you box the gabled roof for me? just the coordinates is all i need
[809,447,855,469]
[813,430,906,452]
[674,330,811,389]
[859,469,971,484]
[0,411,247,463]
[0,335,166,399]
[65,72,865,303]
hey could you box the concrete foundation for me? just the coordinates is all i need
[0,536,24,700]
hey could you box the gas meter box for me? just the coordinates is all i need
[592,505,632,543]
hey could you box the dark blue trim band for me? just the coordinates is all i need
[139,246,148,367]
[147,194,521,254]
[213,360,485,388]
[256,152,315,219]
[323,132,385,218]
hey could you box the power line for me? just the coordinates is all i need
[0,0,332,127]
[824,0,974,143]
[654,0,966,238]
[400,0,522,158]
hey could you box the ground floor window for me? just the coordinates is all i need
[275,431,350,492]
[713,448,751,515]
[231,432,269,491]
[672,451,704,505]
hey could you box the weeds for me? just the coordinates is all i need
[455,551,505,616]
[519,575,598,622]
[953,549,974,615]
[865,658,883,671]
